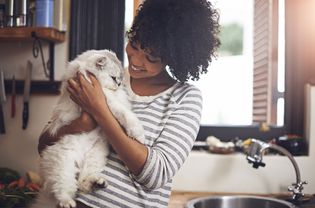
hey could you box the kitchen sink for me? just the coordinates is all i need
[185,195,298,208]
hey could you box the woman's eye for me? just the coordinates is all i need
[146,55,160,63]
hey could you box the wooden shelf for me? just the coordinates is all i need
[0,27,65,94]
[0,27,65,42]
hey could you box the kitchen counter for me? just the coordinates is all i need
[168,191,315,208]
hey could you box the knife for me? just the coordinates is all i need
[0,70,6,134]
[22,61,32,130]
[11,75,16,118]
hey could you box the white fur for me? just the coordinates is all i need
[31,50,145,208]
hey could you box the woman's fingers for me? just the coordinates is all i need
[67,84,77,96]
[87,71,99,86]
[67,86,79,102]
[68,78,81,93]
[77,71,95,90]
[69,94,80,106]
[72,71,100,90]
[67,71,105,113]
[77,71,87,87]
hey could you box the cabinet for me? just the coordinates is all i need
[0,27,66,94]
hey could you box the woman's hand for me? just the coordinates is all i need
[67,71,108,117]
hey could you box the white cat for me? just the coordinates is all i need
[32,49,145,208]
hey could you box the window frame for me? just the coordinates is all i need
[197,0,286,142]
[196,125,285,142]
[198,0,315,146]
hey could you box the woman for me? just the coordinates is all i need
[38,0,220,207]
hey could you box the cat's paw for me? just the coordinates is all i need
[126,125,145,143]
[94,176,108,188]
[58,198,76,208]
[78,174,108,193]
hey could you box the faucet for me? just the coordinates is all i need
[245,138,307,201]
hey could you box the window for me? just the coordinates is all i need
[191,0,289,141]
[191,0,285,127]
[127,0,315,143]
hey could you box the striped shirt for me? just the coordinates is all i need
[77,74,202,208]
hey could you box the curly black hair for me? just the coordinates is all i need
[127,0,220,82]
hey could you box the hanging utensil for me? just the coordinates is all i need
[0,70,6,134]
[11,75,16,118]
[22,61,32,130]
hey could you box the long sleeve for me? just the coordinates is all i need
[132,86,202,189]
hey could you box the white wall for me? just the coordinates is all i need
[0,3,70,175]
[0,95,59,173]
[173,86,315,194]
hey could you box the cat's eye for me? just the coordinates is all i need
[146,55,160,63]
[111,76,121,86]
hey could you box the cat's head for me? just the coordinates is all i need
[67,49,124,90]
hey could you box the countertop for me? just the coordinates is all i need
[168,191,315,208]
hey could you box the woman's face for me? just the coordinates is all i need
[126,41,165,80]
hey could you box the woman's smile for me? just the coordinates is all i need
[130,64,145,72]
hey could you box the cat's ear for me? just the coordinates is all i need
[96,56,107,70]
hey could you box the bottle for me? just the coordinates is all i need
[14,0,28,26]
[35,0,53,27]
[54,0,66,31]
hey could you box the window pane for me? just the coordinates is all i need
[191,0,254,125]
[124,0,134,68]
[278,0,285,93]
[277,98,284,126]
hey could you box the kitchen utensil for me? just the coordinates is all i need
[11,75,15,118]
[0,70,6,134]
[22,61,32,129]
[36,0,54,27]
[14,0,28,26]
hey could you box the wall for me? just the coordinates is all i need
[0,3,70,175]
[173,86,315,194]
[284,0,315,135]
